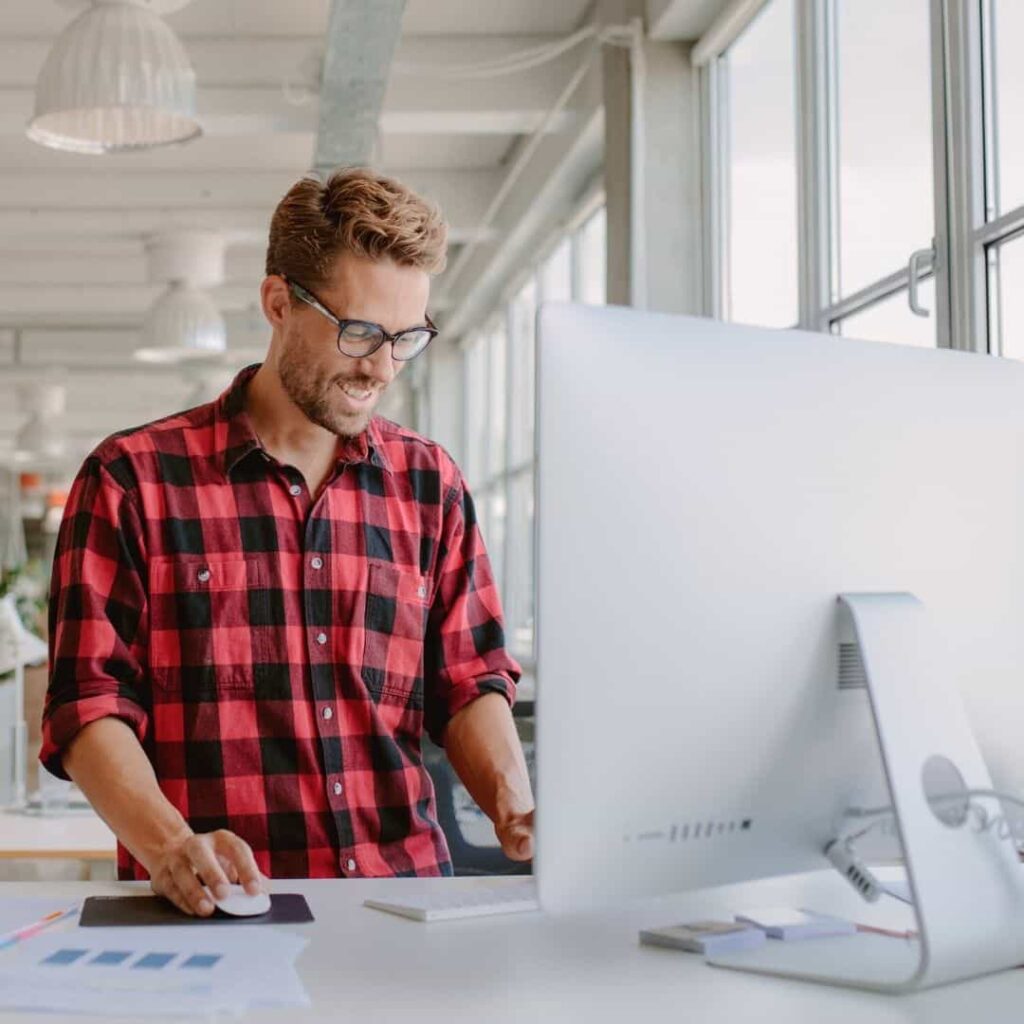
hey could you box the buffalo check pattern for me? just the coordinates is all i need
[40,364,519,881]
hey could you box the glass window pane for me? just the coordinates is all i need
[505,470,535,660]
[540,239,572,303]
[508,281,537,469]
[991,0,1024,216]
[990,239,1024,359]
[464,335,488,487]
[487,319,507,478]
[836,0,934,297]
[575,207,606,305]
[724,0,798,328]
[836,280,936,347]
[486,489,506,594]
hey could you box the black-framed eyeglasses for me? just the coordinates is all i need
[285,278,438,362]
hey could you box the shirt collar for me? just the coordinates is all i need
[213,364,393,478]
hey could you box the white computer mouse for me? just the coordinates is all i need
[209,884,271,917]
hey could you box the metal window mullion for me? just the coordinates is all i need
[717,55,733,320]
[935,0,987,352]
[700,62,723,318]
[796,0,836,330]
[501,300,516,615]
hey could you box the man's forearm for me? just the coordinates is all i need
[444,692,534,838]
[63,717,193,872]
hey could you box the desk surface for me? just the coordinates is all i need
[0,809,115,860]
[0,870,1019,1022]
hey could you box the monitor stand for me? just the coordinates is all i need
[708,592,1024,992]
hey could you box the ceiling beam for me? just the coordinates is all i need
[314,0,407,173]
[646,0,731,40]
[0,208,488,248]
[0,34,569,88]
[0,83,573,140]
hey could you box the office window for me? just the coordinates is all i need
[487,319,507,481]
[989,0,1024,217]
[836,0,934,300]
[702,0,960,351]
[462,203,606,665]
[989,239,1024,360]
[838,277,936,349]
[722,0,798,327]
[540,238,572,303]
[575,208,607,305]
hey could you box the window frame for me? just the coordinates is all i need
[698,0,1024,356]
[458,187,607,674]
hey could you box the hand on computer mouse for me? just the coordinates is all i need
[148,829,267,917]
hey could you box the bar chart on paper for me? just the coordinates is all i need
[0,926,310,1016]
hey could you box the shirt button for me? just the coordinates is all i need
[333,781,343,796]
[316,632,328,646]
[322,706,333,721]
[311,556,324,570]
[346,859,357,872]
[289,484,302,497]
[197,568,211,583]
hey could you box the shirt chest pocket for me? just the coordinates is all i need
[361,561,431,704]
[149,556,265,691]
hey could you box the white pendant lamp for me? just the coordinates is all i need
[13,383,68,467]
[136,281,227,364]
[135,231,227,363]
[27,0,201,155]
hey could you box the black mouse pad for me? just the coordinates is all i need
[79,893,314,927]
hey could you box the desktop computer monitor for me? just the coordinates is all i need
[533,303,1024,991]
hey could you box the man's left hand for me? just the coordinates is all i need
[495,809,534,861]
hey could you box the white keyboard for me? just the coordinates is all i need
[363,881,538,922]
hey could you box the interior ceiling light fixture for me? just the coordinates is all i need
[136,281,227,364]
[27,0,201,155]
[13,383,68,466]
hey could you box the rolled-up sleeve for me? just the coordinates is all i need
[40,454,150,780]
[423,473,521,746]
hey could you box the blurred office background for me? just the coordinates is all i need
[0,0,1020,877]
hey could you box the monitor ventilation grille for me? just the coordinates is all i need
[838,642,867,690]
[625,819,753,844]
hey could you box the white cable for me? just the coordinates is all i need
[440,23,636,314]
[829,786,1024,906]
[393,26,599,80]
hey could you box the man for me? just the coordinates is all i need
[40,168,534,917]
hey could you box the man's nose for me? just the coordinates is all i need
[357,342,397,383]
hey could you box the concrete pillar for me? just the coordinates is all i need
[600,0,704,314]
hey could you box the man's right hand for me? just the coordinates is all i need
[148,829,266,917]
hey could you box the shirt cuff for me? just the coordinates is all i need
[39,691,150,781]
[428,673,516,748]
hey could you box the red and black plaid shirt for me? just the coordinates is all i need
[41,365,519,880]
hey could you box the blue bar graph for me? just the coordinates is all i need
[181,953,223,969]
[89,951,132,966]
[132,952,177,970]
[42,948,88,966]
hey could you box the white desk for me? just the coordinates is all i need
[0,869,1019,1022]
[0,809,115,863]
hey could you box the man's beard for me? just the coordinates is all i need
[278,340,380,439]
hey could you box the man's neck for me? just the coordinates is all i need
[246,363,344,496]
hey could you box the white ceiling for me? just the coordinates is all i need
[0,0,722,471]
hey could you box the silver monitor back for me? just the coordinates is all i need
[534,303,1024,914]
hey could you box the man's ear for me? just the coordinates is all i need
[260,275,292,331]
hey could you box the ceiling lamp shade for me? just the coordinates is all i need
[136,281,227,364]
[13,384,68,466]
[27,0,201,155]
